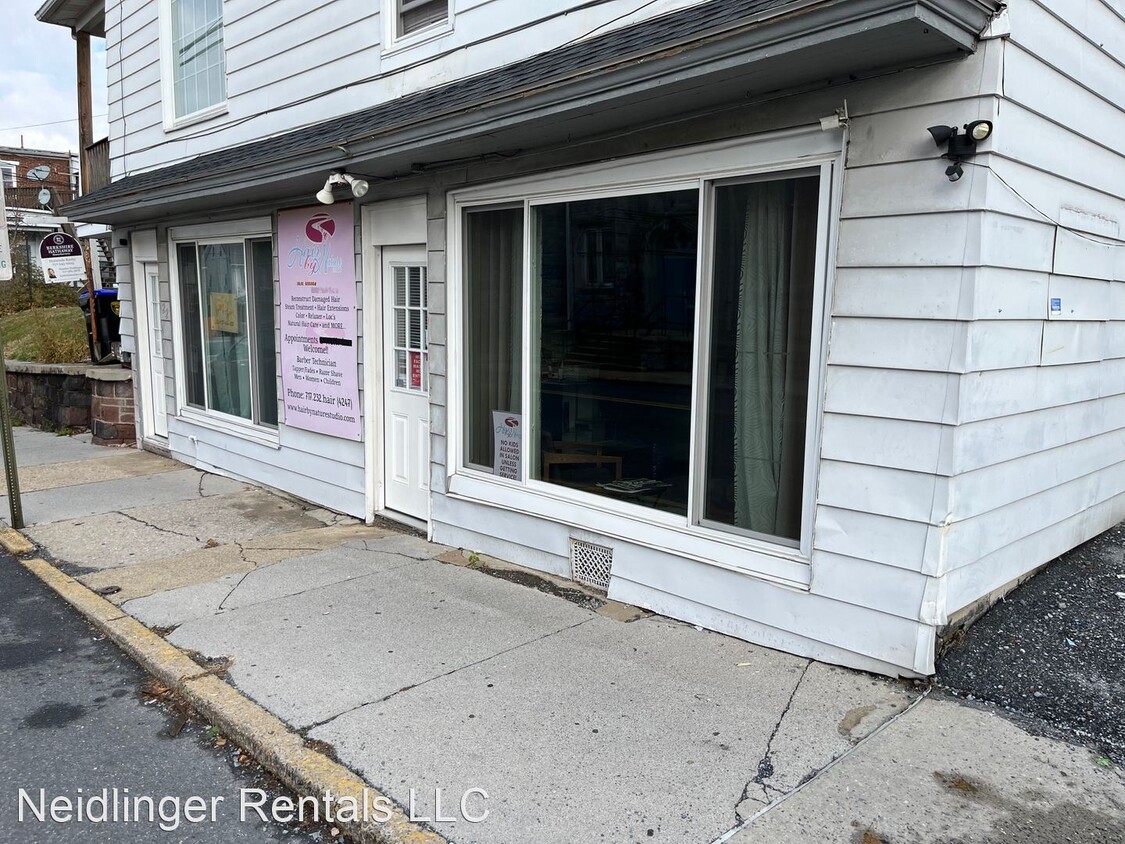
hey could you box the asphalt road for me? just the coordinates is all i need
[938,520,1125,763]
[0,554,327,843]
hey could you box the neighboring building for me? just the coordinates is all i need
[39,0,1125,677]
[0,146,79,276]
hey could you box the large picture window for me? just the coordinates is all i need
[176,236,277,427]
[167,0,226,120]
[460,161,828,548]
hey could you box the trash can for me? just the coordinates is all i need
[78,289,121,363]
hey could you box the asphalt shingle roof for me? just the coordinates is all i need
[76,0,796,206]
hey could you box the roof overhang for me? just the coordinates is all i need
[66,0,1002,225]
[36,0,106,37]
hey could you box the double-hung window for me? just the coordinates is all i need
[458,136,835,557]
[0,161,16,189]
[165,0,226,123]
[173,224,278,431]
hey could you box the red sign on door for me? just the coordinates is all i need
[409,352,422,389]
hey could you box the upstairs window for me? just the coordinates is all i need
[168,0,226,121]
[0,161,15,189]
[397,0,448,38]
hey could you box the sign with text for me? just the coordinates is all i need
[492,411,522,480]
[39,232,85,285]
[0,183,10,281]
[278,205,361,441]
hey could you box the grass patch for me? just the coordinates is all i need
[1,307,90,364]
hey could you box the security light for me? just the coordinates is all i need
[315,170,370,204]
[927,119,994,182]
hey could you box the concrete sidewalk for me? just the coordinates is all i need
[4,426,1124,843]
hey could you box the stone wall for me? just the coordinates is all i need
[5,361,136,446]
[4,362,90,431]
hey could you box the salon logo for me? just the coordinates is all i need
[305,214,336,243]
[504,417,519,428]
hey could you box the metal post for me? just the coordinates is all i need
[0,350,23,530]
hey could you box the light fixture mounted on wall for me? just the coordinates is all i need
[926,120,993,182]
[315,170,370,204]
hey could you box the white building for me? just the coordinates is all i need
[40,0,1125,677]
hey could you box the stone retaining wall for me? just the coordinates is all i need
[4,362,90,431]
[5,361,136,446]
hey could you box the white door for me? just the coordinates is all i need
[141,262,169,439]
[381,247,430,521]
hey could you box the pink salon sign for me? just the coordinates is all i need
[277,204,362,441]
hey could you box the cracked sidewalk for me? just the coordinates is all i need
[5,427,1124,843]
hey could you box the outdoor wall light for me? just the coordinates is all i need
[315,170,371,204]
[927,120,993,181]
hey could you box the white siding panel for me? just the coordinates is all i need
[819,413,952,475]
[829,318,1042,372]
[1053,226,1123,282]
[1046,276,1111,321]
[832,266,1049,321]
[1041,321,1105,366]
[817,461,944,524]
[1105,322,1125,360]
[943,491,1125,619]
[813,506,931,572]
[955,360,1125,422]
[950,429,1125,521]
[837,212,1055,272]
[953,393,1125,474]
[823,366,957,423]
[1007,1,1125,110]
[809,552,931,621]
[943,460,1125,570]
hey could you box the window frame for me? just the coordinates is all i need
[447,130,842,582]
[0,160,17,189]
[168,218,280,448]
[158,0,229,131]
[382,0,453,54]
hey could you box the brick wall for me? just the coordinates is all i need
[0,150,76,197]
[88,369,136,445]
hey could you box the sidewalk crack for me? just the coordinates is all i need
[117,511,202,543]
[738,660,811,818]
[303,617,597,732]
[217,543,253,611]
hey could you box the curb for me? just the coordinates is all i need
[19,558,447,844]
[0,527,35,556]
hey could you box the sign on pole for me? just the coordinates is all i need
[0,181,12,282]
[39,232,86,285]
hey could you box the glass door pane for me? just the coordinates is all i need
[199,242,251,419]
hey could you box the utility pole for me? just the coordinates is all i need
[0,180,24,528]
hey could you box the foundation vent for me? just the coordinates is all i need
[570,539,613,591]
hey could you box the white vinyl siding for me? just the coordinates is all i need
[104,0,706,177]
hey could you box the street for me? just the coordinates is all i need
[0,553,326,843]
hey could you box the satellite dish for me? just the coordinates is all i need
[38,188,52,206]
[27,165,52,181]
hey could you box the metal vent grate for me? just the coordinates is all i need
[570,539,613,591]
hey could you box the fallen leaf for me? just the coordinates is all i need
[736,662,753,668]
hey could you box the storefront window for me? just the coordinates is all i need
[176,235,277,427]
[703,175,820,542]
[533,191,698,516]
[459,163,826,547]
[464,206,523,471]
